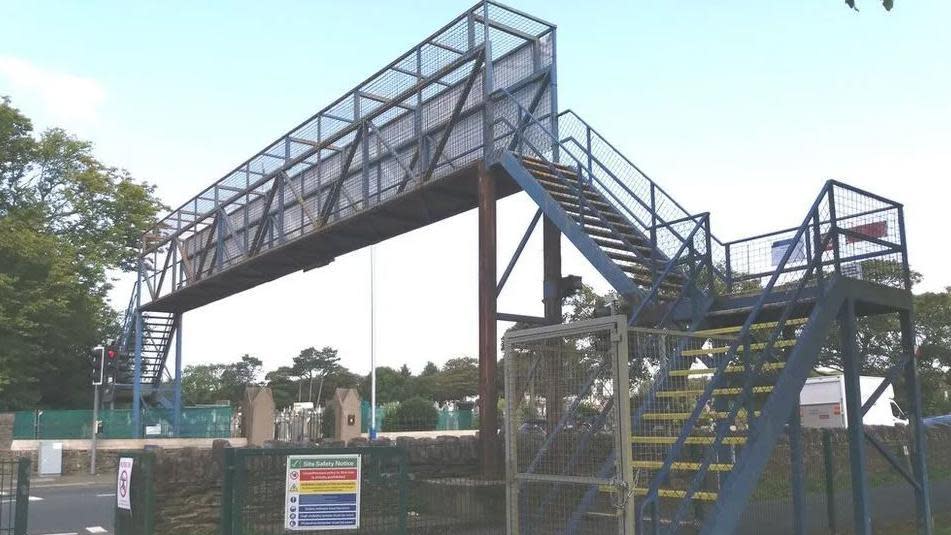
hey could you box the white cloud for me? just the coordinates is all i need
[0,55,105,124]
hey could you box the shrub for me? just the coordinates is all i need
[382,397,438,432]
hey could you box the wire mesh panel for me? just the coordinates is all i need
[503,316,634,535]
[229,447,407,535]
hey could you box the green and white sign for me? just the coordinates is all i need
[285,454,361,531]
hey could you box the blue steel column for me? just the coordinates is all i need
[840,299,870,535]
[900,310,934,534]
[132,259,144,438]
[173,312,183,435]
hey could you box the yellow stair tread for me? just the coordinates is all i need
[655,386,773,398]
[630,435,747,445]
[668,362,785,376]
[681,338,797,357]
[598,485,718,501]
[694,317,808,337]
[640,411,760,421]
[632,460,734,472]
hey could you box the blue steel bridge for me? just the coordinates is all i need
[114,3,932,533]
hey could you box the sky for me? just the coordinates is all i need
[2,0,949,377]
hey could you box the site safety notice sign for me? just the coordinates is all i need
[285,454,361,531]
[117,457,133,511]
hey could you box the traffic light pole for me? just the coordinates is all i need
[90,383,100,475]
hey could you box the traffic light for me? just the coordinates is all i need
[90,346,106,386]
[104,345,119,383]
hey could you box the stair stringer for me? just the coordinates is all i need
[494,151,644,301]
[700,277,850,534]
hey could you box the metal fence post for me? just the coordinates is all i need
[788,410,805,535]
[14,457,31,535]
[220,448,235,535]
[822,429,838,535]
[398,448,409,535]
[900,310,934,534]
[841,299,871,535]
[144,452,155,535]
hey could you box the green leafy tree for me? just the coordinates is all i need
[265,365,299,409]
[421,361,439,376]
[0,97,163,409]
[433,357,479,402]
[359,366,409,404]
[292,346,341,405]
[382,396,438,431]
[181,354,262,405]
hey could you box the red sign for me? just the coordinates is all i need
[846,221,887,244]
[299,468,358,481]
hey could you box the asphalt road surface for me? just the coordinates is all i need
[24,476,115,535]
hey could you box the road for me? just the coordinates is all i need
[24,475,115,535]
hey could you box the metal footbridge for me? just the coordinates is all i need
[117,2,933,533]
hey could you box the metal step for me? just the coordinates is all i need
[680,338,796,358]
[591,235,653,254]
[640,411,760,421]
[632,461,734,472]
[631,435,747,446]
[667,362,785,377]
[520,156,577,175]
[693,317,808,337]
[655,386,774,398]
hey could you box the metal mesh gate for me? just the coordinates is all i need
[503,315,634,534]
[0,459,29,535]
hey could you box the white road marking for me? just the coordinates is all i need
[39,532,78,535]
[96,492,116,497]
[0,495,42,504]
[86,527,108,533]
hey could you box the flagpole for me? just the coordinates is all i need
[369,246,377,440]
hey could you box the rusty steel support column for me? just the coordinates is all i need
[543,219,562,323]
[478,162,500,478]
[543,218,563,430]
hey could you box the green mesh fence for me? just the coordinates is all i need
[359,401,476,433]
[12,407,232,439]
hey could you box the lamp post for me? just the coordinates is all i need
[369,246,377,440]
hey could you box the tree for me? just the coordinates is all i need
[292,346,341,405]
[181,354,263,405]
[359,366,408,404]
[433,357,479,402]
[0,97,163,409]
[265,365,299,409]
[382,396,438,432]
[421,361,439,377]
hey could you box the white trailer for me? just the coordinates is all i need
[799,375,907,429]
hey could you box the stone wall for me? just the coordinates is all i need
[151,447,224,535]
[0,413,13,450]
[146,435,485,534]
[0,447,121,475]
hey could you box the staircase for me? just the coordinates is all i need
[493,98,717,327]
[116,279,176,389]
[492,91,912,533]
